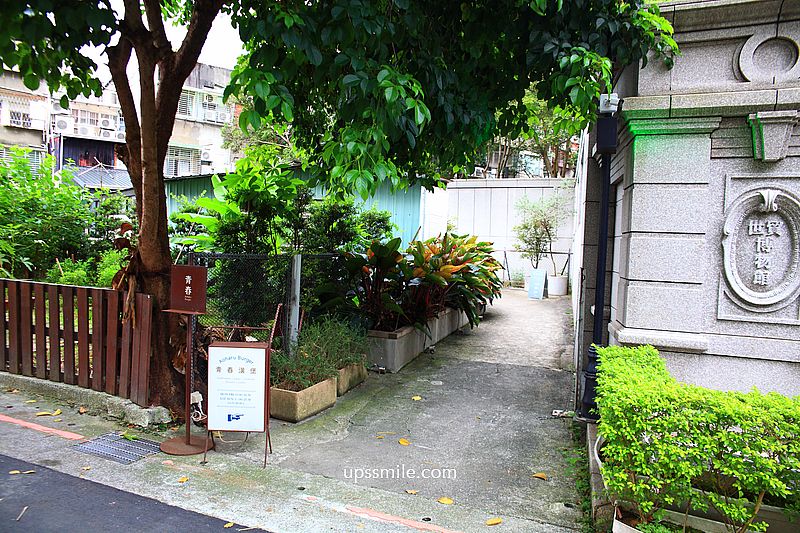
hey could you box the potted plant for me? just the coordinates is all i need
[298,316,369,396]
[594,345,800,533]
[269,347,338,423]
[513,193,570,296]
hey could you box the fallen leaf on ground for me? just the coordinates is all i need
[82,466,91,471]
[78,406,87,414]
[485,517,503,526]
[8,470,21,475]
[162,460,175,466]
[25,400,36,404]
[178,476,189,483]
[532,472,548,481]
[405,489,418,495]
[375,435,384,439]
[223,522,234,528]
[376,432,396,435]
[53,418,62,422]
[35,411,53,416]
[437,496,454,505]
[411,395,422,401]
[6,389,18,393]
[398,438,410,446]
[52,409,62,416]
[21,470,34,474]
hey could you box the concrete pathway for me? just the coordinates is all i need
[0,289,582,532]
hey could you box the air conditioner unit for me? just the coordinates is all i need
[204,109,216,121]
[101,129,112,139]
[204,93,215,102]
[54,117,74,134]
[116,131,126,141]
[100,118,114,129]
[78,125,92,136]
[216,112,230,123]
[52,100,69,113]
[201,150,211,161]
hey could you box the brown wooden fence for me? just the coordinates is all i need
[0,280,153,406]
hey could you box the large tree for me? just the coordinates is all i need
[1,0,676,412]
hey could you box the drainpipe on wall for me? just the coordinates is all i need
[578,94,621,422]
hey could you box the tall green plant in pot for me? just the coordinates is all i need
[513,192,570,296]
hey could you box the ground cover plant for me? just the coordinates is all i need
[596,345,800,533]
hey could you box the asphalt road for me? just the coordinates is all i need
[0,454,264,532]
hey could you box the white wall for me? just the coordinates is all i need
[443,178,576,282]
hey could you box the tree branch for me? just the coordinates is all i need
[142,0,172,54]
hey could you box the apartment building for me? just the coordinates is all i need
[0,70,49,171]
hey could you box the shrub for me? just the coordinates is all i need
[271,348,338,392]
[95,249,126,287]
[596,345,800,532]
[45,258,92,286]
[298,317,367,370]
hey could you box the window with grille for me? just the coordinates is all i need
[72,109,99,126]
[177,90,196,118]
[0,146,44,173]
[164,146,200,177]
[6,99,32,128]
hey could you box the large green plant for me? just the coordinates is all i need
[514,194,570,274]
[596,345,800,532]
[0,148,92,278]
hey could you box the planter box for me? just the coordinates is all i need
[596,436,795,533]
[548,275,569,296]
[367,308,466,372]
[336,363,367,396]
[270,378,336,423]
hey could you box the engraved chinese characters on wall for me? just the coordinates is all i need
[720,186,800,324]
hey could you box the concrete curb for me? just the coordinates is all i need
[587,423,614,529]
[0,372,172,428]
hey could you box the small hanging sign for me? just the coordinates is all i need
[169,264,207,314]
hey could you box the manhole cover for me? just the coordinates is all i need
[73,433,161,464]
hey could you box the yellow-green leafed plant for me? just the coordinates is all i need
[406,232,503,327]
[595,345,800,532]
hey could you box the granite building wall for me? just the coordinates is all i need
[577,0,800,399]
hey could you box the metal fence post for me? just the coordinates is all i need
[288,254,301,353]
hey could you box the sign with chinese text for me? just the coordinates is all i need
[169,265,207,313]
[207,343,268,432]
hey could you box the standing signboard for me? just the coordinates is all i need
[206,342,272,465]
[528,269,548,300]
[169,264,207,314]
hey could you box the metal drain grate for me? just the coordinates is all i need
[73,433,161,464]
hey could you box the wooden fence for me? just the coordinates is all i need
[0,280,153,406]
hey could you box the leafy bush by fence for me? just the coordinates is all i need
[596,345,800,532]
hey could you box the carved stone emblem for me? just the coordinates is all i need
[721,188,800,312]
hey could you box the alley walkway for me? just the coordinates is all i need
[0,289,582,532]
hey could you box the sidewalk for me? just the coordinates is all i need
[0,290,582,532]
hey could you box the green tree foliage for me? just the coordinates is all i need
[0,148,90,278]
[514,194,570,273]
[228,0,677,197]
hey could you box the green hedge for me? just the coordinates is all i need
[596,345,800,532]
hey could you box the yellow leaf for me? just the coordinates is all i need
[532,472,548,481]
[375,435,384,439]
[8,470,21,475]
[405,489,418,495]
[437,497,454,505]
[79,406,87,414]
[398,438,410,446]
[35,411,52,416]
[22,470,35,474]
[178,476,189,483]
[82,466,91,471]
[53,418,62,422]
[486,518,503,526]
[52,409,62,416]
[25,400,36,403]
[223,522,234,529]
[411,396,422,401]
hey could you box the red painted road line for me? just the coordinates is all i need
[345,505,463,533]
[0,413,85,441]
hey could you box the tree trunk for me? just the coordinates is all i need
[106,0,226,417]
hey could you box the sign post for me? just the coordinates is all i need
[205,342,272,466]
[160,264,214,456]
